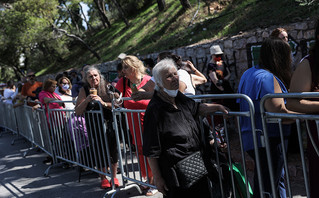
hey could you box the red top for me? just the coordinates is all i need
[115,75,151,144]
[115,75,152,109]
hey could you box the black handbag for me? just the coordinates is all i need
[173,151,208,188]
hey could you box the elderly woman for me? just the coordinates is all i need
[39,79,64,118]
[55,76,74,110]
[143,58,228,198]
[38,79,65,164]
[115,55,157,196]
[75,65,119,189]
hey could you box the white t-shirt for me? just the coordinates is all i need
[55,89,75,110]
[177,69,195,95]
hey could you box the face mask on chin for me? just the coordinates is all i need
[163,88,178,97]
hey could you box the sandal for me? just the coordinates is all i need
[101,178,111,189]
[146,188,158,196]
[111,178,120,188]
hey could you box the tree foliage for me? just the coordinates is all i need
[0,0,100,82]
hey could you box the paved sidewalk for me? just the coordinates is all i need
[0,131,162,198]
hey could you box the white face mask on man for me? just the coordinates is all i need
[163,88,178,97]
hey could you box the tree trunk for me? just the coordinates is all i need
[52,26,101,60]
[110,0,129,26]
[179,0,191,10]
[94,0,111,28]
[62,2,80,33]
[157,0,166,11]
[205,0,210,15]
[79,3,92,31]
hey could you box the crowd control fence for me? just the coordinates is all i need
[0,101,18,137]
[110,94,259,198]
[0,92,314,198]
[260,92,319,198]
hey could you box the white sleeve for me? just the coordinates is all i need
[177,69,190,84]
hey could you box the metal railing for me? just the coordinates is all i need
[0,92,314,198]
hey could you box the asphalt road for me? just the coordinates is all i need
[0,130,163,198]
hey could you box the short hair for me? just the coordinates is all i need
[58,76,72,89]
[43,79,57,91]
[121,55,146,75]
[270,28,287,39]
[152,58,178,91]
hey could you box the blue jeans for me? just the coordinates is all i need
[247,137,288,198]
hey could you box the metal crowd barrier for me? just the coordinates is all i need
[47,100,117,191]
[0,101,18,136]
[111,94,258,198]
[1,92,314,198]
[260,92,319,198]
[0,101,7,134]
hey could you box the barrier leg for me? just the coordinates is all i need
[103,183,142,198]
[11,134,25,145]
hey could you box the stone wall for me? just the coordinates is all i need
[41,18,317,92]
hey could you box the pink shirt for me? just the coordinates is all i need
[39,90,63,122]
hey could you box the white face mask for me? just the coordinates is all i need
[163,88,178,97]
[62,84,69,90]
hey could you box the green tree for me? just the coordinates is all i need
[0,0,100,81]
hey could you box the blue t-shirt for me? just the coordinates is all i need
[237,66,291,151]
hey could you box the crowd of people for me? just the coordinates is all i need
[1,20,319,198]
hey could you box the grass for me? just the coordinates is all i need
[40,0,318,75]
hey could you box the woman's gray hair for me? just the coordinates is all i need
[83,65,107,97]
[152,58,177,91]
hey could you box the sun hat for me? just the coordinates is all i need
[210,45,223,55]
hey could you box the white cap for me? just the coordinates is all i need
[210,45,223,55]
[118,53,127,60]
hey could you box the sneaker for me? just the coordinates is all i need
[101,179,111,189]
[146,188,158,196]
